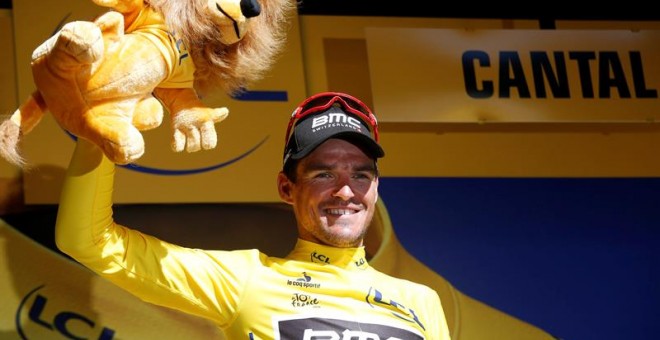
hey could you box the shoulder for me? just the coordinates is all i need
[202,248,271,264]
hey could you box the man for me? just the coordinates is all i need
[55,92,451,339]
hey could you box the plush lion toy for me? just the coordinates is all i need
[0,0,294,166]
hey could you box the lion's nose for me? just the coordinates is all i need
[241,0,261,18]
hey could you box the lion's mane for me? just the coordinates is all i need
[148,0,296,97]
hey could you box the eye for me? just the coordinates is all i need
[353,172,375,181]
[315,172,333,179]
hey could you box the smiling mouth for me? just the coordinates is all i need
[326,208,356,216]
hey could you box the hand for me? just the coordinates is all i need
[171,106,229,152]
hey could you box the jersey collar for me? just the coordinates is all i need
[286,239,370,270]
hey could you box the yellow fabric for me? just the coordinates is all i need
[126,6,195,88]
[55,139,450,339]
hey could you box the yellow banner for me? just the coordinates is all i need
[366,28,660,123]
[9,5,660,204]
[0,219,225,339]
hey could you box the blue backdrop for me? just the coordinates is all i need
[379,177,660,340]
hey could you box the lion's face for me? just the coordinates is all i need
[148,0,295,95]
[205,0,262,45]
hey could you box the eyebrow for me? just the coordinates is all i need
[302,160,377,173]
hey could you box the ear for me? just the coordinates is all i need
[277,171,294,205]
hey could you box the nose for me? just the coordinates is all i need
[333,184,355,201]
[241,0,261,18]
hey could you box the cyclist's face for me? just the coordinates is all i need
[278,139,379,248]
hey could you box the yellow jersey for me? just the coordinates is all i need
[55,139,451,339]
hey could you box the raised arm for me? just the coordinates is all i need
[54,138,249,324]
[55,138,115,261]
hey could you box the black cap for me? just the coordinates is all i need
[283,92,384,167]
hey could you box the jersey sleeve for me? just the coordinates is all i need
[54,139,252,326]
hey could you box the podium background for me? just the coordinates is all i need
[1,1,659,339]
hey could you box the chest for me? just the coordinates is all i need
[227,267,428,339]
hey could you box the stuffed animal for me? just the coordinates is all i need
[0,0,294,166]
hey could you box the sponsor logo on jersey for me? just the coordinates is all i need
[365,287,426,331]
[274,317,424,339]
[310,251,330,264]
[291,293,320,308]
[287,272,321,289]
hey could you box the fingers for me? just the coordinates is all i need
[200,121,218,150]
[210,107,229,123]
[172,128,185,152]
[171,108,226,153]
[171,126,201,153]
[186,128,202,152]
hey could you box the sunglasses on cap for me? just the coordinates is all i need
[284,92,380,145]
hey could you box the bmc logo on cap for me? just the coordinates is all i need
[311,112,362,130]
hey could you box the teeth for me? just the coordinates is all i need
[327,209,353,215]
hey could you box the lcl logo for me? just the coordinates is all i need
[16,285,116,339]
[310,251,330,264]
